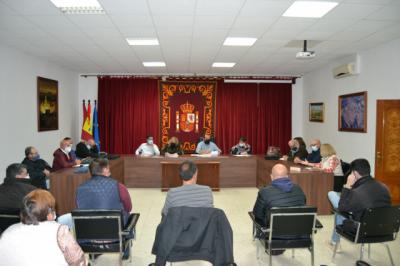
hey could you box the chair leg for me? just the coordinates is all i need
[384,243,395,266]
[256,241,260,260]
[360,244,365,261]
[311,245,315,266]
[292,249,295,259]
[269,246,272,266]
[332,241,339,260]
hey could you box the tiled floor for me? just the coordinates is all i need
[93,188,400,266]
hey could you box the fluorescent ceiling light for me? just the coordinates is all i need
[282,1,338,18]
[223,37,257,46]
[143,62,166,67]
[126,38,159,46]
[49,0,105,14]
[212,62,236,68]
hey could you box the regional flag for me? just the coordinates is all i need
[81,100,93,140]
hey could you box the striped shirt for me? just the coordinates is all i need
[162,184,213,216]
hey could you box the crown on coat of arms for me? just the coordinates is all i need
[180,101,195,113]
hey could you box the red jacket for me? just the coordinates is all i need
[52,148,75,171]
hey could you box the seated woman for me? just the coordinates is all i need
[0,189,87,266]
[161,136,184,157]
[282,137,308,162]
[299,143,343,176]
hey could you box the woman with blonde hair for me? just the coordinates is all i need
[0,189,87,266]
[300,143,343,176]
[161,136,184,157]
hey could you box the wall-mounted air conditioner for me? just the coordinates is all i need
[332,55,361,79]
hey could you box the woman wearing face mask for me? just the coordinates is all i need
[161,136,184,157]
[299,144,343,176]
[0,189,87,266]
[283,137,308,162]
[52,139,81,171]
[135,135,161,157]
[231,136,251,155]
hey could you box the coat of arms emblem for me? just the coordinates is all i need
[176,101,199,133]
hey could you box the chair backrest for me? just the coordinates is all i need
[0,208,20,234]
[358,205,400,238]
[269,206,317,238]
[341,160,351,177]
[71,209,123,241]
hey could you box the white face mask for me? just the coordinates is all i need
[65,146,72,153]
[147,140,154,145]
[311,145,319,152]
[86,144,91,150]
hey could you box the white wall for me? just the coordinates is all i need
[302,38,400,172]
[77,76,98,140]
[0,45,79,182]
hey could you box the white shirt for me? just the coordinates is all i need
[135,143,160,156]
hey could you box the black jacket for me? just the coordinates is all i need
[152,207,234,266]
[161,144,184,155]
[0,178,36,209]
[339,176,391,221]
[21,157,51,189]
[253,182,306,227]
[76,142,99,158]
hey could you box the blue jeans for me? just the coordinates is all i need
[328,191,344,243]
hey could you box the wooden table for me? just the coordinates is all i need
[161,160,220,191]
[257,158,334,215]
[49,158,124,215]
[123,155,257,188]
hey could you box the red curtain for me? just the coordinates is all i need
[98,77,292,155]
[98,77,159,154]
[215,81,292,155]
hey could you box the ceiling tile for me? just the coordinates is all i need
[196,0,245,16]
[148,0,196,15]
[324,4,383,20]
[1,0,60,15]
[99,0,149,15]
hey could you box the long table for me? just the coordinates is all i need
[257,158,334,215]
[50,158,124,215]
[49,155,333,215]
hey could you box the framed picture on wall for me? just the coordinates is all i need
[37,76,59,131]
[309,102,324,122]
[338,91,367,132]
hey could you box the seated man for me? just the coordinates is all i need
[76,158,132,225]
[52,138,81,171]
[252,163,306,255]
[135,135,160,156]
[162,161,213,216]
[21,146,52,189]
[306,139,322,163]
[0,163,36,209]
[231,136,251,155]
[253,163,306,227]
[75,138,99,159]
[195,134,221,155]
[161,136,183,157]
[328,158,391,250]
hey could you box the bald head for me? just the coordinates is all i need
[271,164,289,181]
[310,139,321,148]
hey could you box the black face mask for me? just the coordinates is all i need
[170,143,176,148]
[204,139,211,145]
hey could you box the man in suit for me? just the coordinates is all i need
[21,146,52,189]
[52,138,81,171]
[328,158,391,250]
[75,138,99,159]
[0,163,36,209]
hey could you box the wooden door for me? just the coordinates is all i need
[375,100,400,204]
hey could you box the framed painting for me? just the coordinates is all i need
[37,76,59,131]
[309,102,324,122]
[338,91,367,132]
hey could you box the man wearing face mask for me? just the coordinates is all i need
[0,163,36,209]
[195,134,221,155]
[135,135,160,156]
[327,158,391,250]
[231,137,251,155]
[21,146,52,189]
[306,139,321,163]
[52,139,81,171]
[75,138,99,159]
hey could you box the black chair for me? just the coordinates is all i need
[249,206,319,266]
[71,209,140,266]
[332,206,400,266]
[0,208,20,235]
[333,160,351,192]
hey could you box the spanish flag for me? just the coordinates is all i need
[81,100,93,140]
